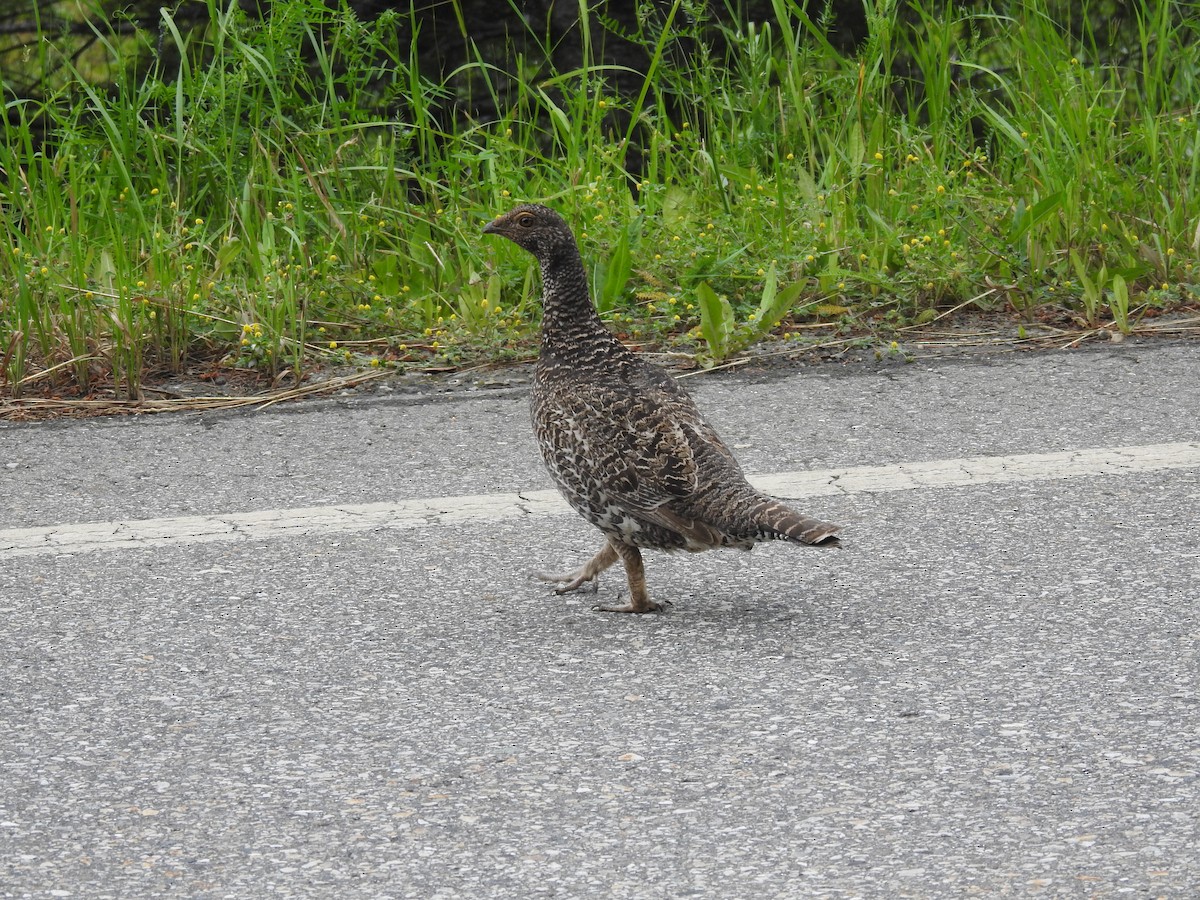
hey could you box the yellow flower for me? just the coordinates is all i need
[874,152,883,161]
[936,184,946,194]
[329,341,338,349]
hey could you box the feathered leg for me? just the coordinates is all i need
[596,543,667,614]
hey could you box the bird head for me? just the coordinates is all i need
[482,204,577,261]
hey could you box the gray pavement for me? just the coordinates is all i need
[1,340,1198,897]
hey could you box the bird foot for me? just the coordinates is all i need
[533,570,601,595]
[592,597,671,614]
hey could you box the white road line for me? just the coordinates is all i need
[2,442,1197,559]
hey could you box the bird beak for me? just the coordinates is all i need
[482,219,501,235]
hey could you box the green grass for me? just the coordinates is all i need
[2,0,1198,400]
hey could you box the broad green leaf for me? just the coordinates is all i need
[696,281,734,360]
[594,224,634,313]
[756,263,806,332]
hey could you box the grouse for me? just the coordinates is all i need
[483,204,840,613]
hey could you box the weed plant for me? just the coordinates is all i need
[2,0,1198,398]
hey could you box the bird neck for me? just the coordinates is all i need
[537,244,620,355]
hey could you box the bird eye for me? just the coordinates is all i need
[517,214,536,228]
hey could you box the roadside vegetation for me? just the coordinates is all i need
[2,0,1198,405]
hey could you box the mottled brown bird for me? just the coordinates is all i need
[483,204,840,613]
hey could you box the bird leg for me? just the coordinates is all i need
[536,542,618,595]
[595,543,667,614]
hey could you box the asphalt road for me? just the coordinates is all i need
[1,340,1198,898]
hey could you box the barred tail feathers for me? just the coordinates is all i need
[754,497,841,547]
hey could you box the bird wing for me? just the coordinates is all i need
[537,373,740,546]
[634,364,743,471]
